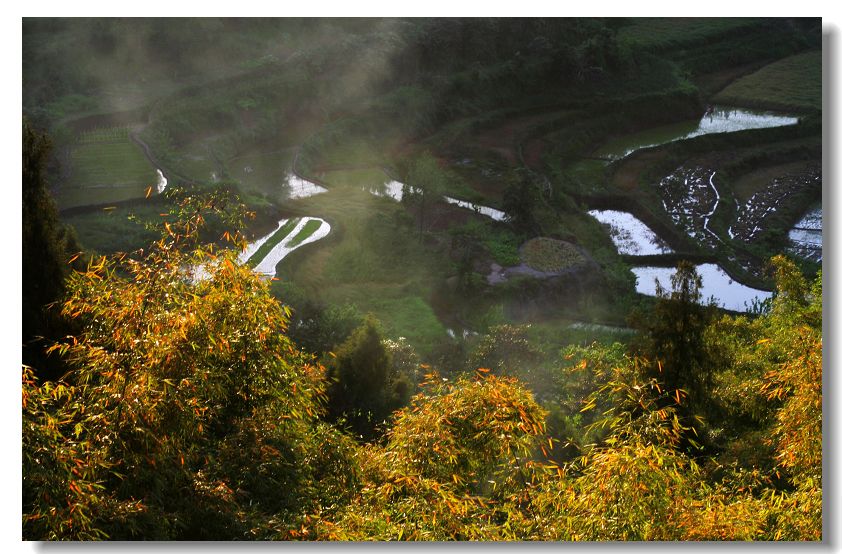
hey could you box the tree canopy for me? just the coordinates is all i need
[22,185,822,540]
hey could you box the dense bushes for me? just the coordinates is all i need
[23,212,823,539]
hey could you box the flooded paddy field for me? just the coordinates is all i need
[241,216,331,278]
[656,166,724,249]
[632,264,773,313]
[729,165,821,243]
[788,204,822,262]
[588,210,673,255]
[595,106,799,160]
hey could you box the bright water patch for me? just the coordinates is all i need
[599,107,799,160]
[366,177,509,222]
[588,209,672,255]
[443,197,508,222]
[237,217,331,278]
[792,206,822,231]
[632,264,773,312]
[367,180,412,202]
[156,169,168,193]
[688,107,798,138]
[658,167,723,248]
[284,173,328,199]
[788,205,822,262]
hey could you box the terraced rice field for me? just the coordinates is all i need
[714,50,822,112]
[632,264,773,312]
[657,166,723,249]
[68,127,156,187]
[788,204,822,262]
[588,210,673,255]
[596,107,798,160]
[240,217,331,277]
[728,166,821,243]
[57,126,158,209]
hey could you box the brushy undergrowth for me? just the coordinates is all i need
[520,237,586,272]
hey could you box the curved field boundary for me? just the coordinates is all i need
[240,216,331,278]
[243,218,301,267]
[286,218,324,248]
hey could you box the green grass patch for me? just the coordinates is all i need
[287,219,323,248]
[714,50,822,113]
[485,231,521,266]
[306,135,388,170]
[520,238,586,272]
[272,187,453,357]
[451,219,521,266]
[365,294,448,356]
[61,203,165,255]
[227,148,297,197]
[617,18,763,51]
[68,130,157,189]
[320,168,391,189]
[247,218,300,266]
[593,119,699,160]
[168,142,221,183]
[731,160,817,203]
[525,317,634,350]
[53,186,151,210]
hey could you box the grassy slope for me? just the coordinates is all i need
[317,168,391,189]
[274,184,449,356]
[69,141,156,187]
[714,50,822,113]
[226,148,298,197]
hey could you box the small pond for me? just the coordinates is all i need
[632,264,773,312]
[588,209,673,255]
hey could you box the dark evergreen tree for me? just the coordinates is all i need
[629,262,718,425]
[326,316,410,440]
[22,120,82,379]
[502,169,542,236]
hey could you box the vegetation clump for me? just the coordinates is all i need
[520,237,586,273]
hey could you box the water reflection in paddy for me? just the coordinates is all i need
[443,197,507,222]
[632,264,773,312]
[596,107,799,160]
[788,205,822,262]
[366,176,508,222]
[588,209,672,255]
[156,169,168,193]
[238,217,331,278]
[284,173,328,199]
